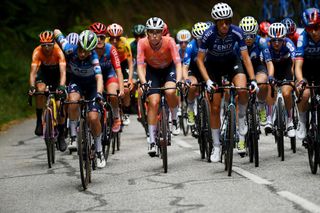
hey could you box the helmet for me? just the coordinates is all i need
[89,22,107,35]
[302,8,320,27]
[176,29,192,42]
[39,30,54,43]
[192,22,209,39]
[132,24,146,36]
[268,23,287,39]
[66,32,79,45]
[211,3,233,20]
[146,17,164,30]
[79,30,98,51]
[107,23,123,37]
[239,16,258,35]
[162,23,169,36]
[259,21,271,35]
[281,18,297,35]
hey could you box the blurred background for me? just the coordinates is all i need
[0,0,318,129]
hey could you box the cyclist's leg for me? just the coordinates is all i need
[121,60,131,125]
[34,81,46,136]
[256,65,268,126]
[68,83,81,142]
[186,75,198,126]
[105,75,121,132]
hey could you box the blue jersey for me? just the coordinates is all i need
[266,37,296,63]
[56,34,102,82]
[183,39,199,67]
[236,35,271,63]
[99,43,116,71]
[199,24,247,62]
[296,30,320,60]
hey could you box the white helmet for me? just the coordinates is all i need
[66,32,79,45]
[239,16,258,35]
[211,3,233,20]
[146,17,164,30]
[192,22,209,39]
[268,22,287,39]
[176,29,192,42]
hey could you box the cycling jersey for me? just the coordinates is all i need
[296,30,320,61]
[287,32,300,47]
[32,43,66,90]
[137,36,181,69]
[199,24,247,62]
[266,37,296,63]
[130,40,138,59]
[182,39,202,80]
[56,34,102,83]
[106,37,132,62]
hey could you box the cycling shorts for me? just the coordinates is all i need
[273,59,293,81]
[121,60,129,80]
[188,61,203,82]
[102,68,118,88]
[243,59,268,78]
[302,59,320,83]
[36,65,60,90]
[146,62,176,96]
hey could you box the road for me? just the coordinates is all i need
[0,116,320,213]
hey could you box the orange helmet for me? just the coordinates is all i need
[107,23,123,37]
[39,30,54,43]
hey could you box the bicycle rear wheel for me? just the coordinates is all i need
[138,96,149,137]
[196,102,206,159]
[308,109,320,174]
[179,93,189,136]
[102,109,112,162]
[200,98,212,162]
[225,105,236,176]
[251,101,259,167]
[78,118,91,190]
[276,99,285,161]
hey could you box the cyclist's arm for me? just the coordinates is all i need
[58,49,67,86]
[295,59,304,82]
[126,44,134,82]
[266,61,274,77]
[137,40,146,84]
[182,64,189,80]
[96,74,104,94]
[241,49,256,80]
[30,49,41,87]
[110,46,124,93]
[169,38,182,82]
[196,51,210,82]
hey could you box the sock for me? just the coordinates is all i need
[148,125,157,144]
[36,108,43,124]
[211,129,220,147]
[187,99,195,112]
[299,111,307,124]
[70,120,78,137]
[94,134,102,152]
[238,104,247,118]
[171,106,179,121]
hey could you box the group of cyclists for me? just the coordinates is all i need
[28,2,320,169]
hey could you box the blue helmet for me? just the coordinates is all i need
[281,17,297,34]
[302,8,320,27]
[66,32,79,45]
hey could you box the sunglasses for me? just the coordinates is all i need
[110,36,121,41]
[216,18,232,26]
[306,24,320,32]
[147,30,163,36]
[97,35,106,40]
[244,34,256,40]
[179,41,189,45]
[41,43,54,47]
[270,38,284,43]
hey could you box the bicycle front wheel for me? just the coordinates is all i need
[44,110,54,168]
[160,105,168,173]
[179,94,189,136]
[226,105,236,176]
[276,99,285,161]
[308,109,320,174]
[78,118,91,190]
[200,98,213,162]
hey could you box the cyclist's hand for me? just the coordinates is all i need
[268,76,275,86]
[250,80,259,93]
[185,79,192,87]
[56,85,67,99]
[28,86,36,96]
[296,79,307,93]
[206,79,217,93]
[141,82,150,92]
[176,80,183,89]
[119,88,125,98]
[128,79,134,91]
[95,92,104,103]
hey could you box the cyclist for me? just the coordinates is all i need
[137,17,182,155]
[106,23,133,125]
[176,29,192,60]
[197,3,258,162]
[65,32,79,86]
[90,22,125,133]
[295,8,320,140]
[238,16,274,133]
[28,30,67,151]
[54,29,106,168]
[264,23,296,138]
[281,17,300,46]
[162,23,171,37]
[182,22,209,128]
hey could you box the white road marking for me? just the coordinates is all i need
[278,191,320,213]
[232,167,272,185]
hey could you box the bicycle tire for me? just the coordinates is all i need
[251,102,259,167]
[179,94,189,136]
[291,102,298,153]
[116,132,121,151]
[226,105,236,176]
[161,105,168,173]
[201,98,212,162]
[44,110,53,168]
[308,108,320,174]
[112,133,116,154]
[197,101,206,159]
[277,99,285,161]
[138,96,149,137]
[102,108,113,162]
[78,118,91,190]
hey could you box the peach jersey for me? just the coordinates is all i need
[105,37,132,62]
[31,43,66,67]
[137,36,181,69]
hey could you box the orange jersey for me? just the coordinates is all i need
[137,36,181,69]
[105,37,132,62]
[31,43,66,67]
